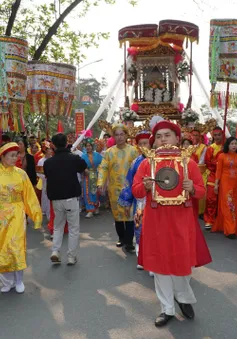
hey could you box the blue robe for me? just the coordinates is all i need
[81,151,102,212]
[118,154,145,244]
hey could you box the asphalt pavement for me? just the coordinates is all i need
[1,209,237,339]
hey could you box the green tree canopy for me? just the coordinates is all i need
[0,0,137,64]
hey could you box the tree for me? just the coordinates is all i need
[73,76,108,137]
[0,0,137,64]
[200,104,237,136]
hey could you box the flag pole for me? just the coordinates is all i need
[223,82,230,144]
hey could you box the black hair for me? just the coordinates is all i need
[15,137,28,151]
[181,138,193,146]
[103,133,110,138]
[223,137,237,153]
[29,135,36,139]
[2,134,11,143]
[52,133,67,148]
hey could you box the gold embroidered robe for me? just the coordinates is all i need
[0,164,42,273]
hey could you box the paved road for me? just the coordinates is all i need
[1,209,237,339]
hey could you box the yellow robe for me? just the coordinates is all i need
[195,143,207,215]
[0,164,42,273]
[97,144,139,221]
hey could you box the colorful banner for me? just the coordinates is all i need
[75,109,85,135]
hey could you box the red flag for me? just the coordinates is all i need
[57,120,64,133]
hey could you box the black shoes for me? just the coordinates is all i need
[226,234,236,239]
[155,313,174,327]
[125,244,135,252]
[116,241,123,247]
[175,299,195,319]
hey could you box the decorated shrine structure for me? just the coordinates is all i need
[26,61,76,138]
[118,20,199,120]
[0,36,29,132]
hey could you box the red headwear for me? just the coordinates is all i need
[149,135,155,147]
[135,131,151,144]
[0,142,19,157]
[152,121,181,138]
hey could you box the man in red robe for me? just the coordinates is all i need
[204,127,223,230]
[132,121,211,327]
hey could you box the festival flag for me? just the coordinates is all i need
[75,109,85,135]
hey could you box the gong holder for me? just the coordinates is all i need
[143,145,193,206]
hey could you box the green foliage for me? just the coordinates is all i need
[200,104,237,136]
[0,0,137,64]
[73,76,108,136]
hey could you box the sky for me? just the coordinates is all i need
[70,0,237,108]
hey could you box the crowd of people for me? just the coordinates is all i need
[0,117,237,328]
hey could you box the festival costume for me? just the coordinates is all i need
[212,153,237,236]
[132,157,207,315]
[204,143,222,227]
[98,144,139,245]
[118,154,145,245]
[194,143,207,215]
[37,157,50,220]
[131,120,211,316]
[0,144,42,290]
[81,151,102,212]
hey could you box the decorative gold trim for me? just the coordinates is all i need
[181,118,217,135]
[141,145,194,205]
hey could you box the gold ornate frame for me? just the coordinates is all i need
[141,145,194,205]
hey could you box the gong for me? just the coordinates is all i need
[155,167,179,191]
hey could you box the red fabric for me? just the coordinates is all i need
[57,120,64,133]
[34,151,44,165]
[204,143,222,226]
[191,153,199,163]
[204,185,218,226]
[192,199,212,267]
[152,121,181,138]
[132,158,206,276]
[135,132,151,144]
[0,145,19,156]
[48,201,68,235]
[149,135,155,147]
[205,144,222,184]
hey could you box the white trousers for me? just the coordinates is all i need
[154,273,197,316]
[52,197,80,259]
[0,270,24,287]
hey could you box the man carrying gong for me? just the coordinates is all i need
[132,120,211,327]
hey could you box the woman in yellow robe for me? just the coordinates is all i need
[0,142,42,294]
[97,123,139,251]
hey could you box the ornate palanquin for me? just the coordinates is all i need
[118,20,199,120]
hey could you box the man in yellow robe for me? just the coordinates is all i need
[191,130,207,216]
[0,142,42,294]
[97,123,139,251]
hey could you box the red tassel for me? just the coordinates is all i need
[57,120,64,133]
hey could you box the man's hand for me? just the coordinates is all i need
[134,210,143,227]
[124,206,131,217]
[214,185,219,195]
[84,169,89,176]
[143,176,153,191]
[182,179,194,193]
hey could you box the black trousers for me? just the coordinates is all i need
[115,221,134,245]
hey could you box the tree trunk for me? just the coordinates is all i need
[33,0,83,60]
[5,0,21,36]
